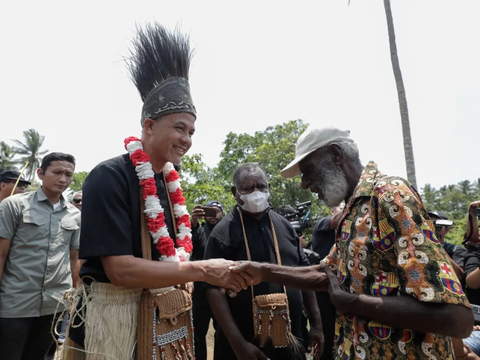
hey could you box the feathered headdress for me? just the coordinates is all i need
[127,23,196,125]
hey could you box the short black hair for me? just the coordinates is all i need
[40,152,76,173]
[233,163,267,188]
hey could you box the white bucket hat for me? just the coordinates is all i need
[280,127,351,178]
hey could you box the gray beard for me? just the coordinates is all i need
[313,159,349,207]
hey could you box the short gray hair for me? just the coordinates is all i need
[233,163,267,188]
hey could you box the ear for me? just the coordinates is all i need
[328,143,345,165]
[143,118,156,135]
[231,186,236,197]
[37,168,44,180]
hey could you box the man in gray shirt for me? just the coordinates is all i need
[0,152,81,360]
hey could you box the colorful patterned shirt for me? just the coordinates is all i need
[325,162,469,360]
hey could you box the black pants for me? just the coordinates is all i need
[0,315,56,360]
[316,292,336,360]
[193,289,215,360]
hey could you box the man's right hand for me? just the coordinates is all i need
[229,261,263,286]
[191,205,205,228]
[234,341,270,360]
[202,259,253,293]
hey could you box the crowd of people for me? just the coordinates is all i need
[0,22,479,360]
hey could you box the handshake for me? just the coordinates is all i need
[200,259,264,294]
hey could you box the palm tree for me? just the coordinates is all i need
[12,129,48,181]
[0,141,17,172]
[457,180,473,196]
[383,0,417,188]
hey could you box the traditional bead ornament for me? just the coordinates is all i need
[124,137,192,262]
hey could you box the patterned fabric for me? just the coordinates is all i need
[325,162,469,360]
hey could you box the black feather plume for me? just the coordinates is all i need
[127,23,193,102]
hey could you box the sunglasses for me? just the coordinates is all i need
[73,198,82,204]
[6,181,29,189]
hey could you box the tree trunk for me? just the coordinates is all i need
[383,0,417,188]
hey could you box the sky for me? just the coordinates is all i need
[1,0,479,190]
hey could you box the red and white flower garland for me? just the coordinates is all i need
[124,136,193,262]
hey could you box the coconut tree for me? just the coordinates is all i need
[383,0,417,188]
[0,141,17,172]
[12,129,48,181]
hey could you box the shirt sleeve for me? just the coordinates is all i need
[79,163,135,258]
[70,227,80,250]
[451,245,467,269]
[465,253,480,276]
[0,198,20,240]
[377,179,469,306]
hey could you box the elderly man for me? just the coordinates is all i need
[205,163,323,360]
[0,152,80,360]
[0,169,31,203]
[232,127,473,360]
[66,23,249,360]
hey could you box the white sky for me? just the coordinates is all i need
[1,1,479,190]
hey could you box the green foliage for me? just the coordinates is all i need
[421,178,480,245]
[11,129,48,181]
[70,172,89,191]
[179,153,237,212]
[0,141,17,172]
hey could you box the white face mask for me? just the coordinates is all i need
[237,190,270,213]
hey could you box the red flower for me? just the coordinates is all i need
[147,214,165,233]
[124,137,140,149]
[140,178,157,199]
[177,237,193,253]
[141,181,157,199]
[130,150,151,166]
[177,214,191,228]
[169,188,185,205]
[165,170,180,183]
[157,237,176,257]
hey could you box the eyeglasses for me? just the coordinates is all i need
[6,181,29,190]
[73,198,82,204]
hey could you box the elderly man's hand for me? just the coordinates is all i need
[202,259,252,292]
[319,261,350,313]
[228,261,263,286]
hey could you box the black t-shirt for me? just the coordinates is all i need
[311,216,335,260]
[79,154,176,282]
[465,252,480,306]
[442,242,467,268]
[204,206,309,358]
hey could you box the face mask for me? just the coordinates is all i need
[237,190,270,213]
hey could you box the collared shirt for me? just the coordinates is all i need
[204,206,309,360]
[0,187,80,317]
[326,162,469,360]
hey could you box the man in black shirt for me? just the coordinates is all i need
[190,200,224,360]
[428,210,467,279]
[310,202,344,360]
[205,163,323,360]
[68,23,249,360]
